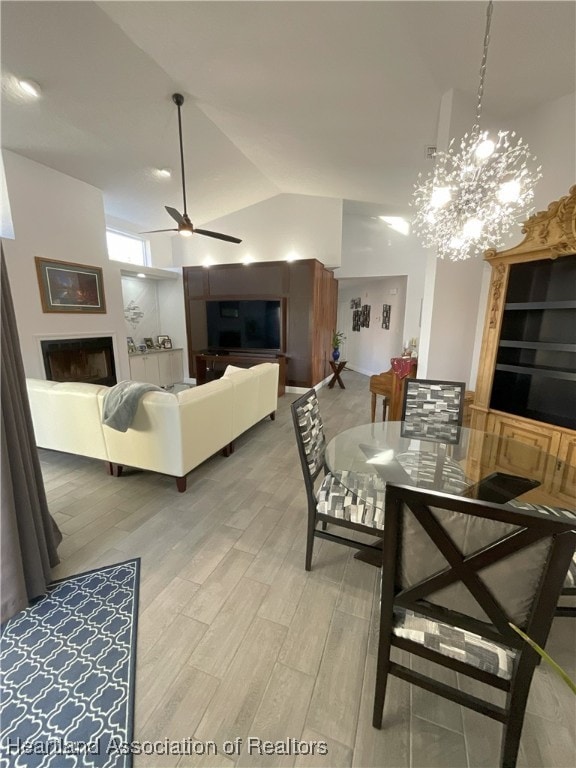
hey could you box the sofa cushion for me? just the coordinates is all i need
[249,363,279,421]
[101,378,235,477]
[26,379,109,460]
[223,364,245,376]
[220,367,260,440]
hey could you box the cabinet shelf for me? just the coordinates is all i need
[495,364,576,381]
[498,340,576,352]
[504,301,576,310]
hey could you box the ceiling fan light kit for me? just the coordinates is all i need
[141,93,241,244]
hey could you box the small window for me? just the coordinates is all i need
[106,230,148,266]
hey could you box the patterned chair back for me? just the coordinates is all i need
[374,483,576,768]
[386,484,575,634]
[401,379,465,443]
[291,390,327,488]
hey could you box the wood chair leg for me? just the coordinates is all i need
[176,476,187,493]
[500,662,536,768]
[305,510,316,571]
[371,392,376,423]
[270,411,276,421]
[105,462,123,477]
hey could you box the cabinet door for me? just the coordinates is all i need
[129,355,147,382]
[550,433,576,507]
[157,353,173,388]
[484,413,561,486]
[130,354,161,385]
[143,355,161,386]
[170,350,183,384]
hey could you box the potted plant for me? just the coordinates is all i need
[332,330,346,361]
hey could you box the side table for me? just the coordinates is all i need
[328,360,347,389]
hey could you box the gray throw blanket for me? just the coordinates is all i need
[102,380,163,432]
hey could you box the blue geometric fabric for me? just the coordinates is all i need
[0,559,140,768]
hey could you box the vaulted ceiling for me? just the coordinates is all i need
[2,1,574,232]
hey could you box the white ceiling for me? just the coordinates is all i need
[2,1,574,232]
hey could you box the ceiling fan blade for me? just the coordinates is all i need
[140,228,178,234]
[165,206,185,225]
[195,228,242,244]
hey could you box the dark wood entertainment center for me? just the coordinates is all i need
[195,353,287,396]
[183,259,338,389]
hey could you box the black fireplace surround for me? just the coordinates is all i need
[41,336,117,386]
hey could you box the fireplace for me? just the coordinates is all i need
[41,337,117,386]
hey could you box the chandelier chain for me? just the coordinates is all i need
[475,0,493,130]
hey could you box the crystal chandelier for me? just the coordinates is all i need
[412,1,542,261]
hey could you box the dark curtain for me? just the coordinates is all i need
[1,246,62,624]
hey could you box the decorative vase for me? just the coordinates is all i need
[332,348,340,362]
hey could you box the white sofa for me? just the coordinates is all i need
[26,362,279,492]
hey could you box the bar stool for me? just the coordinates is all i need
[369,371,391,422]
[371,393,388,422]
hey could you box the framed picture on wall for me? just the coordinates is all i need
[360,304,371,328]
[143,337,155,349]
[382,304,391,330]
[35,257,106,313]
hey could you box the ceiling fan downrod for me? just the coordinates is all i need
[172,93,187,218]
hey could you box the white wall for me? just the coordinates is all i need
[122,276,160,346]
[2,150,131,380]
[157,277,189,381]
[336,276,407,376]
[167,193,343,268]
[337,216,426,349]
[516,92,576,212]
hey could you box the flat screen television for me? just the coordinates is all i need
[206,299,282,351]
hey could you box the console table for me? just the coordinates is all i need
[195,353,286,396]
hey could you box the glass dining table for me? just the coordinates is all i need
[325,421,575,513]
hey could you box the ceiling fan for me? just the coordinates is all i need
[141,93,241,243]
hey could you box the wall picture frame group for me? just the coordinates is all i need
[382,304,391,330]
[35,257,106,313]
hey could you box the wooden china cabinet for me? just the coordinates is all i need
[471,186,576,506]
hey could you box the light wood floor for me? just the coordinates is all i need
[44,370,575,768]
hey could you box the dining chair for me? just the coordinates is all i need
[291,389,385,570]
[506,498,576,617]
[373,483,576,768]
[401,378,466,442]
[396,378,467,491]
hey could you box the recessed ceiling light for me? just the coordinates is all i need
[154,168,172,179]
[18,79,41,98]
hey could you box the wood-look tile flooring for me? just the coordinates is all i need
[44,371,575,768]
